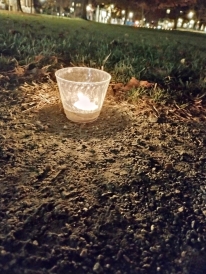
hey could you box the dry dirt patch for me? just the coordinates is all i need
[0,80,206,274]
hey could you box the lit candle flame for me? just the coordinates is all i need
[74,93,98,111]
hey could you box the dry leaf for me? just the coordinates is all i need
[126,77,140,89]
[50,56,58,64]
[41,65,51,74]
[139,81,153,88]
[34,55,44,62]
[0,74,10,80]
[121,77,140,92]
[14,66,25,76]
[122,85,132,92]
[113,83,124,90]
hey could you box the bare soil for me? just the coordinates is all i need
[0,79,206,274]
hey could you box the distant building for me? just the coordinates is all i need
[0,0,6,10]
[0,0,34,13]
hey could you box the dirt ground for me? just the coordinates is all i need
[0,78,206,274]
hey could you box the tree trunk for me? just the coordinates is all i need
[141,6,144,21]
[30,0,33,13]
[59,0,63,16]
[81,0,89,20]
[173,18,178,29]
[173,6,180,30]
[17,0,23,12]
[124,6,129,25]
[33,0,39,13]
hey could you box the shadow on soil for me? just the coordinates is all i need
[37,101,132,140]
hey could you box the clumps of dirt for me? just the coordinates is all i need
[0,79,206,274]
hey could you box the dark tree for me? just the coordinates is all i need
[81,0,89,19]
[16,0,23,12]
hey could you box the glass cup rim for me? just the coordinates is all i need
[55,67,111,85]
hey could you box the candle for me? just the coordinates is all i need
[74,92,98,111]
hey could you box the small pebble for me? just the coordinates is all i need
[178,206,184,213]
[80,248,87,257]
[33,240,38,246]
[93,262,101,272]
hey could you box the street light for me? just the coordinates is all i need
[189,19,195,28]
[177,18,183,28]
[188,11,194,19]
[129,12,133,19]
[86,5,92,12]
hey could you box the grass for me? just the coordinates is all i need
[0,11,206,105]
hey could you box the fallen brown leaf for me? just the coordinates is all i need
[113,83,124,90]
[139,80,154,88]
[125,77,140,89]
[14,66,25,76]
[124,77,154,91]
[34,55,45,62]
[50,56,58,64]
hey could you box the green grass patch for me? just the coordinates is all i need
[0,11,206,104]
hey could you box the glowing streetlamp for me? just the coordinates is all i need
[188,11,194,19]
[177,18,183,28]
[86,5,92,12]
[189,19,195,28]
[129,12,133,19]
